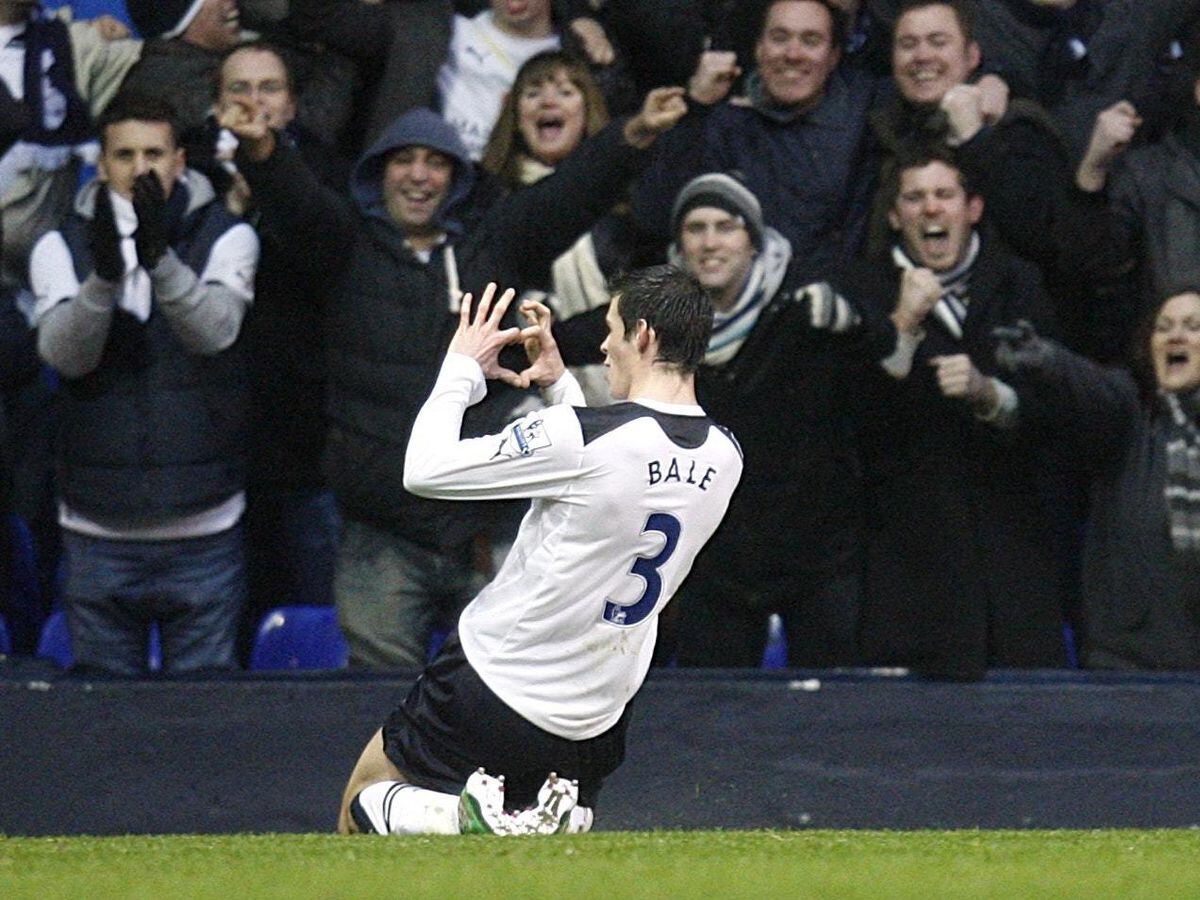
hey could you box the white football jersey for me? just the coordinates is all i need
[406,354,743,740]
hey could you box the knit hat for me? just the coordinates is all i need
[126,0,209,40]
[670,172,764,249]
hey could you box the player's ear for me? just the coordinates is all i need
[637,321,654,353]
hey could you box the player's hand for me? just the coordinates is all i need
[929,353,996,411]
[508,298,566,389]
[892,267,941,334]
[688,51,740,105]
[569,17,615,66]
[132,172,169,270]
[88,184,126,283]
[217,94,275,163]
[623,87,687,148]
[1076,100,1140,192]
[448,282,523,382]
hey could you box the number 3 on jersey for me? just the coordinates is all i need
[603,513,682,627]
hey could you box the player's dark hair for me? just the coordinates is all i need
[893,0,975,44]
[611,265,712,374]
[97,91,180,149]
[758,0,848,53]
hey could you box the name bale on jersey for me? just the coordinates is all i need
[647,456,717,491]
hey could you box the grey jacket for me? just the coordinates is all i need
[1016,343,1200,669]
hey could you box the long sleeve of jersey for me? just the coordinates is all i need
[404,352,588,501]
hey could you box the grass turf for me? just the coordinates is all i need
[3,830,1200,899]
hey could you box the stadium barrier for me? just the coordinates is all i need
[2,664,1198,834]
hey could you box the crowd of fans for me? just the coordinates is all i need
[1,0,1199,678]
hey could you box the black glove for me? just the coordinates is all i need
[993,319,1054,373]
[88,184,126,283]
[132,172,169,270]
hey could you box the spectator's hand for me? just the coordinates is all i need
[132,172,169,270]
[801,282,861,333]
[941,83,987,145]
[88,14,131,41]
[88,184,126,283]
[892,267,941,334]
[993,319,1056,373]
[510,298,566,389]
[225,172,252,217]
[687,51,740,105]
[930,353,997,411]
[1077,100,1141,192]
[623,87,687,148]
[218,94,275,163]
[448,283,523,382]
[569,17,615,66]
[974,73,1009,125]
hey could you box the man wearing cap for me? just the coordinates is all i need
[661,171,870,667]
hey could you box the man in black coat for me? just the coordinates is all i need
[213,42,356,661]
[838,143,1070,678]
[658,172,870,667]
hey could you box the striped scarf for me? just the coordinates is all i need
[891,231,981,340]
[1161,390,1200,554]
[0,14,96,199]
[669,228,793,367]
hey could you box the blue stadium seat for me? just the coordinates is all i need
[0,613,11,654]
[761,613,788,669]
[249,606,349,671]
[46,0,132,29]
[37,609,72,668]
[37,610,163,671]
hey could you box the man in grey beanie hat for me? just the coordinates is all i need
[670,171,765,251]
[660,170,869,671]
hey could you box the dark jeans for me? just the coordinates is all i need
[63,525,245,675]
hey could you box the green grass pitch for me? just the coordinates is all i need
[3,830,1200,899]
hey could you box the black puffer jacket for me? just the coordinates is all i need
[324,108,649,551]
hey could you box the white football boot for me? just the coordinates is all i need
[510,772,580,835]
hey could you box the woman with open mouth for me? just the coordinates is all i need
[997,290,1200,670]
[480,50,676,404]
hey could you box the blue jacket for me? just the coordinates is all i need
[633,68,880,284]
